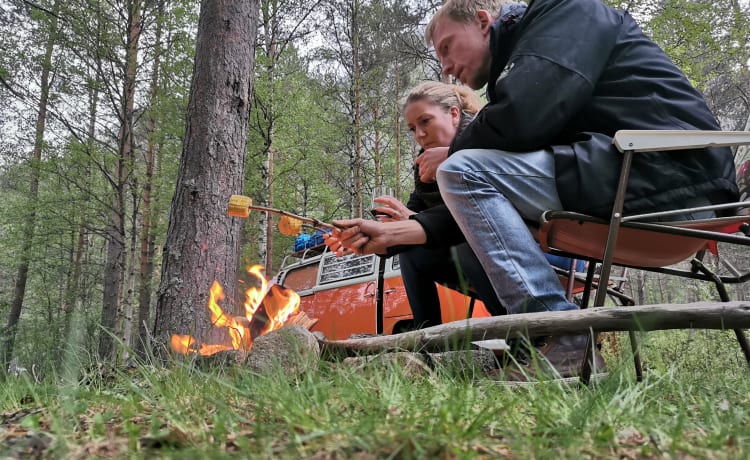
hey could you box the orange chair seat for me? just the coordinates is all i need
[540,212,748,268]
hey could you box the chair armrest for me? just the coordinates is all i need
[613,130,750,153]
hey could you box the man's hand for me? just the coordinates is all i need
[415,146,449,183]
[324,219,391,256]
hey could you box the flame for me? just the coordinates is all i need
[170,264,300,356]
[244,264,267,317]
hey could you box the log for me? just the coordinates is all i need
[286,311,319,330]
[322,301,750,354]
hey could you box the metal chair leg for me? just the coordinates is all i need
[628,330,643,381]
[466,296,476,320]
[735,330,750,365]
[691,257,750,365]
[580,330,598,386]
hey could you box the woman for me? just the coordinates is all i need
[371,81,505,328]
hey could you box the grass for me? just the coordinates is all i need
[1,329,749,459]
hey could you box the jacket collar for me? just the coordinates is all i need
[487,18,521,101]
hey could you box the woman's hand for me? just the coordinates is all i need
[371,196,414,222]
[415,146,449,183]
[324,219,428,256]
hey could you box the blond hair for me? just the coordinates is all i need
[402,81,482,116]
[425,0,512,46]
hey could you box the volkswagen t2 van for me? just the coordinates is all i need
[275,244,491,340]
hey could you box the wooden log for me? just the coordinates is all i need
[322,301,750,354]
[286,311,319,330]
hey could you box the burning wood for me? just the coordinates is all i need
[172,195,331,357]
[285,311,318,330]
[170,265,310,356]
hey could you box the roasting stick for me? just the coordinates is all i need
[227,194,337,235]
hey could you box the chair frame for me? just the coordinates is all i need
[539,130,750,384]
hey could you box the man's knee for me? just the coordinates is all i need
[439,149,485,175]
[437,149,492,187]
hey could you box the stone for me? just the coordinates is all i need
[245,325,320,376]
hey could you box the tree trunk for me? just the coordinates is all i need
[62,79,99,347]
[635,270,646,305]
[323,301,750,354]
[735,107,750,164]
[351,0,363,217]
[2,1,59,372]
[373,99,382,189]
[264,145,275,273]
[99,0,142,362]
[120,191,139,359]
[133,0,164,359]
[153,0,260,354]
[394,76,402,199]
[257,0,278,274]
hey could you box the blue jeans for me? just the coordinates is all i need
[437,148,577,314]
[437,148,715,315]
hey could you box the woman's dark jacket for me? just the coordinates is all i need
[413,0,739,248]
[407,149,445,213]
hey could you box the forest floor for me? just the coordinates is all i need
[1,329,748,459]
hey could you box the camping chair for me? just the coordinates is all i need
[538,130,750,384]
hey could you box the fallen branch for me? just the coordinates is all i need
[322,301,750,354]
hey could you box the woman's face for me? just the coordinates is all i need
[404,99,460,149]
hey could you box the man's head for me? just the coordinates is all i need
[425,0,510,89]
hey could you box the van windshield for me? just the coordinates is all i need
[319,254,376,285]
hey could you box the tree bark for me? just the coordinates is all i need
[120,190,139,358]
[133,0,164,359]
[394,75,402,199]
[153,0,260,354]
[99,0,142,362]
[62,77,99,348]
[258,0,278,274]
[351,0,363,217]
[373,99,382,189]
[323,301,750,354]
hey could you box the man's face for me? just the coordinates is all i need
[431,13,493,90]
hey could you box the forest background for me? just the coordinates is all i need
[0,0,748,376]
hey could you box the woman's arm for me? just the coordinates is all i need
[324,218,427,256]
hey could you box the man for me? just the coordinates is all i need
[325,0,739,377]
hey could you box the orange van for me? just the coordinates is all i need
[275,245,491,340]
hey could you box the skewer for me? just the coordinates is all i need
[227,194,337,235]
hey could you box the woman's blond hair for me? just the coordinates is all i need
[402,81,482,116]
[425,0,512,46]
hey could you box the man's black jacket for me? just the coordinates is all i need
[413,0,739,248]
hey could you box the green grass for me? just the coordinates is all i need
[1,330,749,459]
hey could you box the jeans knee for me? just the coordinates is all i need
[437,150,474,188]
[439,149,474,174]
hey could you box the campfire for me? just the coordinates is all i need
[171,265,304,356]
